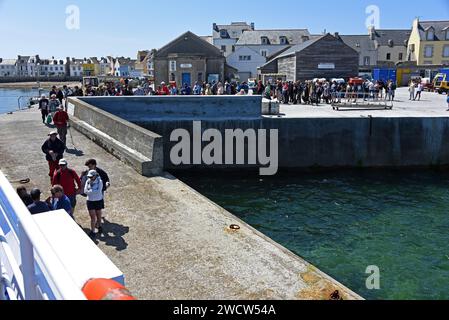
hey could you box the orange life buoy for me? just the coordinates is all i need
[82,278,136,300]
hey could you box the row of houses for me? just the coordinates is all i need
[0,56,141,78]
[204,19,449,82]
[2,18,448,85]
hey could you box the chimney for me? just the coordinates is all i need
[334,32,340,39]
[213,23,218,32]
[301,35,310,42]
[369,26,376,40]
[251,22,255,30]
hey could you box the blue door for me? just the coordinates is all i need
[182,73,191,86]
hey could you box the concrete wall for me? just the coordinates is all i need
[69,98,164,176]
[74,96,449,171]
[132,117,449,170]
[78,95,262,121]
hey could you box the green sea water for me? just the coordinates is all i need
[177,170,449,300]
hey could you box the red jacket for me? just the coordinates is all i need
[53,111,69,128]
[52,168,81,197]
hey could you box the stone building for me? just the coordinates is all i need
[340,27,411,73]
[259,34,359,82]
[150,31,231,86]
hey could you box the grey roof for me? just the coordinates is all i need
[372,29,411,46]
[236,29,311,45]
[156,31,223,58]
[0,59,17,65]
[340,35,377,52]
[274,35,325,59]
[418,20,449,40]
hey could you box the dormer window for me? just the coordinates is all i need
[279,36,288,45]
[446,29,449,40]
[426,28,434,41]
[261,36,269,45]
[220,29,228,38]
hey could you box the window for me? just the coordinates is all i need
[279,36,288,45]
[169,60,176,72]
[261,37,269,45]
[232,46,235,52]
[424,45,434,58]
[170,73,176,82]
[239,55,251,61]
[443,45,449,58]
[386,53,391,60]
[221,45,227,52]
[363,56,370,66]
[220,29,227,38]
[446,30,449,40]
[426,29,434,41]
[260,50,268,58]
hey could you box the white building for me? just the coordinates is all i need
[228,29,311,82]
[0,59,17,77]
[99,57,111,76]
[16,55,30,77]
[212,22,254,57]
[27,55,40,77]
[226,47,267,81]
[68,58,84,77]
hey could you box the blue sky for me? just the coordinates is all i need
[1,0,448,59]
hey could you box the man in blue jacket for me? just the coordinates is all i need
[46,185,73,218]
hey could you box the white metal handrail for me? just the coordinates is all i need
[0,171,86,300]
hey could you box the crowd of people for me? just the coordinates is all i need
[17,125,111,240]
[261,79,398,105]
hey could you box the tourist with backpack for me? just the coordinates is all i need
[52,159,82,215]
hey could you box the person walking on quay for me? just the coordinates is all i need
[17,186,33,206]
[48,94,61,119]
[415,82,423,101]
[52,106,69,149]
[84,170,104,239]
[62,85,71,111]
[28,188,52,215]
[38,94,50,124]
[42,131,65,180]
[56,87,64,104]
[409,81,416,101]
[52,159,81,215]
[47,185,73,218]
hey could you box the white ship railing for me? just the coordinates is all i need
[0,171,86,300]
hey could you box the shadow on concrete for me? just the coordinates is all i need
[66,148,85,157]
[98,218,129,252]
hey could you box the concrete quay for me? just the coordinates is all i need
[0,108,362,300]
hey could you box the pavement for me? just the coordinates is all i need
[0,107,362,300]
[266,87,449,119]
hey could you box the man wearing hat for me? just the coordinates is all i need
[53,159,81,214]
[52,105,70,148]
[38,94,50,124]
[42,131,65,180]
[27,188,52,215]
